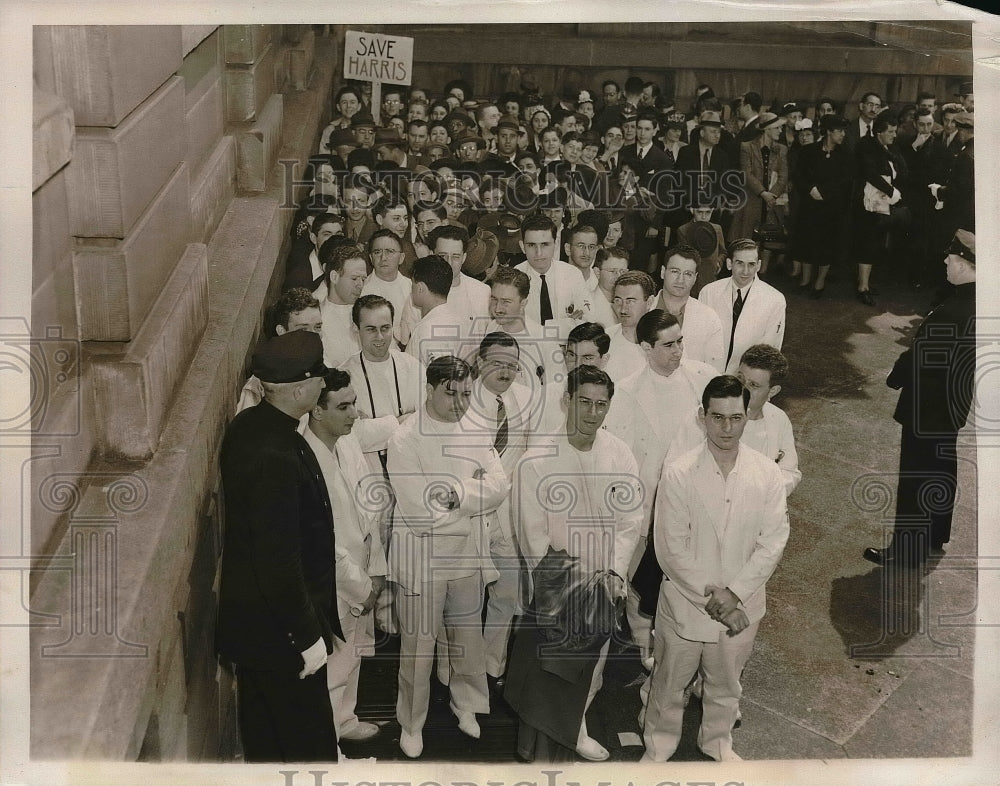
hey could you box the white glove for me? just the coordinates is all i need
[299,637,327,679]
[809,186,823,201]
[928,183,941,198]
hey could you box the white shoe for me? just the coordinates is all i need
[451,703,481,739]
[719,748,743,761]
[339,722,380,741]
[575,735,609,761]
[399,730,423,758]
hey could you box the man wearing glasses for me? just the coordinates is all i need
[844,91,884,158]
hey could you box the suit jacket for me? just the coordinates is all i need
[735,117,761,144]
[675,142,735,211]
[731,138,789,240]
[888,282,975,434]
[699,275,786,374]
[857,135,907,204]
[654,441,788,642]
[217,400,344,669]
[937,138,974,232]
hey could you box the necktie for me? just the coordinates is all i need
[494,395,509,456]
[702,148,710,170]
[539,273,553,323]
[866,124,873,138]
[639,145,646,161]
[610,154,617,170]
[727,288,745,366]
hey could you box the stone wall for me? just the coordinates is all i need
[29,23,337,761]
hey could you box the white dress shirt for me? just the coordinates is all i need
[741,402,801,495]
[320,300,361,369]
[514,259,586,327]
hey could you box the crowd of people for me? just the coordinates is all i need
[215,70,977,765]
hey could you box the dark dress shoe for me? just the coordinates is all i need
[863,546,924,567]
[809,287,824,300]
[857,290,876,306]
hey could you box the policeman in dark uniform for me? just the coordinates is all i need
[217,330,344,761]
[863,230,977,567]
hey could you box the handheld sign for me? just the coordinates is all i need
[344,31,414,124]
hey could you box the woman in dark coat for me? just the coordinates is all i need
[793,114,853,297]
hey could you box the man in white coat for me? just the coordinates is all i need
[649,245,725,372]
[466,332,535,683]
[736,344,801,495]
[387,356,510,758]
[304,370,388,742]
[515,214,586,330]
[698,238,785,374]
[641,375,789,762]
[514,364,643,761]
[603,309,717,668]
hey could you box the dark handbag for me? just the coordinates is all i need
[752,199,787,249]
[630,537,664,617]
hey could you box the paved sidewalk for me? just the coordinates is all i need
[342,268,976,764]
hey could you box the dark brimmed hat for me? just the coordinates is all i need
[948,229,975,264]
[252,331,327,383]
[463,227,500,277]
[374,128,404,148]
[330,128,359,149]
[350,111,376,130]
[955,81,973,96]
[423,142,450,158]
[777,102,801,117]
[478,212,523,254]
[496,115,520,132]
[687,221,719,259]
[450,132,487,153]
[444,111,476,131]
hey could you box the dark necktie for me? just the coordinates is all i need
[639,145,646,161]
[494,395,509,455]
[610,154,617,170]
[539,273,553,323]
[702,148,710,170]
[866,124,873,138]
[727,288,746,366]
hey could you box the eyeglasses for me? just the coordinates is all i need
[487,359,520,372]
[572,243,599,253]
[863,101,883,109]
[665,268,697,279]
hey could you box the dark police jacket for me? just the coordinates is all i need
[888,282,976,435]
[217,400,344,670]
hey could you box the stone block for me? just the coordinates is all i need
[32,167,72,293]
[67,76,185,239]
[90,243,208,459]
[235,94,282,192]
[190,136,236,245]
[33,88,74,191]
[38,25,182,127]
[184,75,224,178]
[223,24,273,65]
[180,28,222,113]
[223,42,276,123]
[72,163,191,342]
[286,28,315,91]
[181,25,217,58]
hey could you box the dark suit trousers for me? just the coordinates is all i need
[893,421,959,550]
[237,663,338,762]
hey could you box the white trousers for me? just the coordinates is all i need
[395,574,490,735]
[326,609,372,737]
[642,618,758,761]
[484,512,521,677]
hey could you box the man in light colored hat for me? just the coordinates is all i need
[676,109,735,231]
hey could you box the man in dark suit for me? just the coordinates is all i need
[217,330,344,762]
[734,91,763,143]
[621,111,674,273]
[863,230,976,567]
[676,110,736,240]
[841,91,885,161]
[931,111,974,240]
